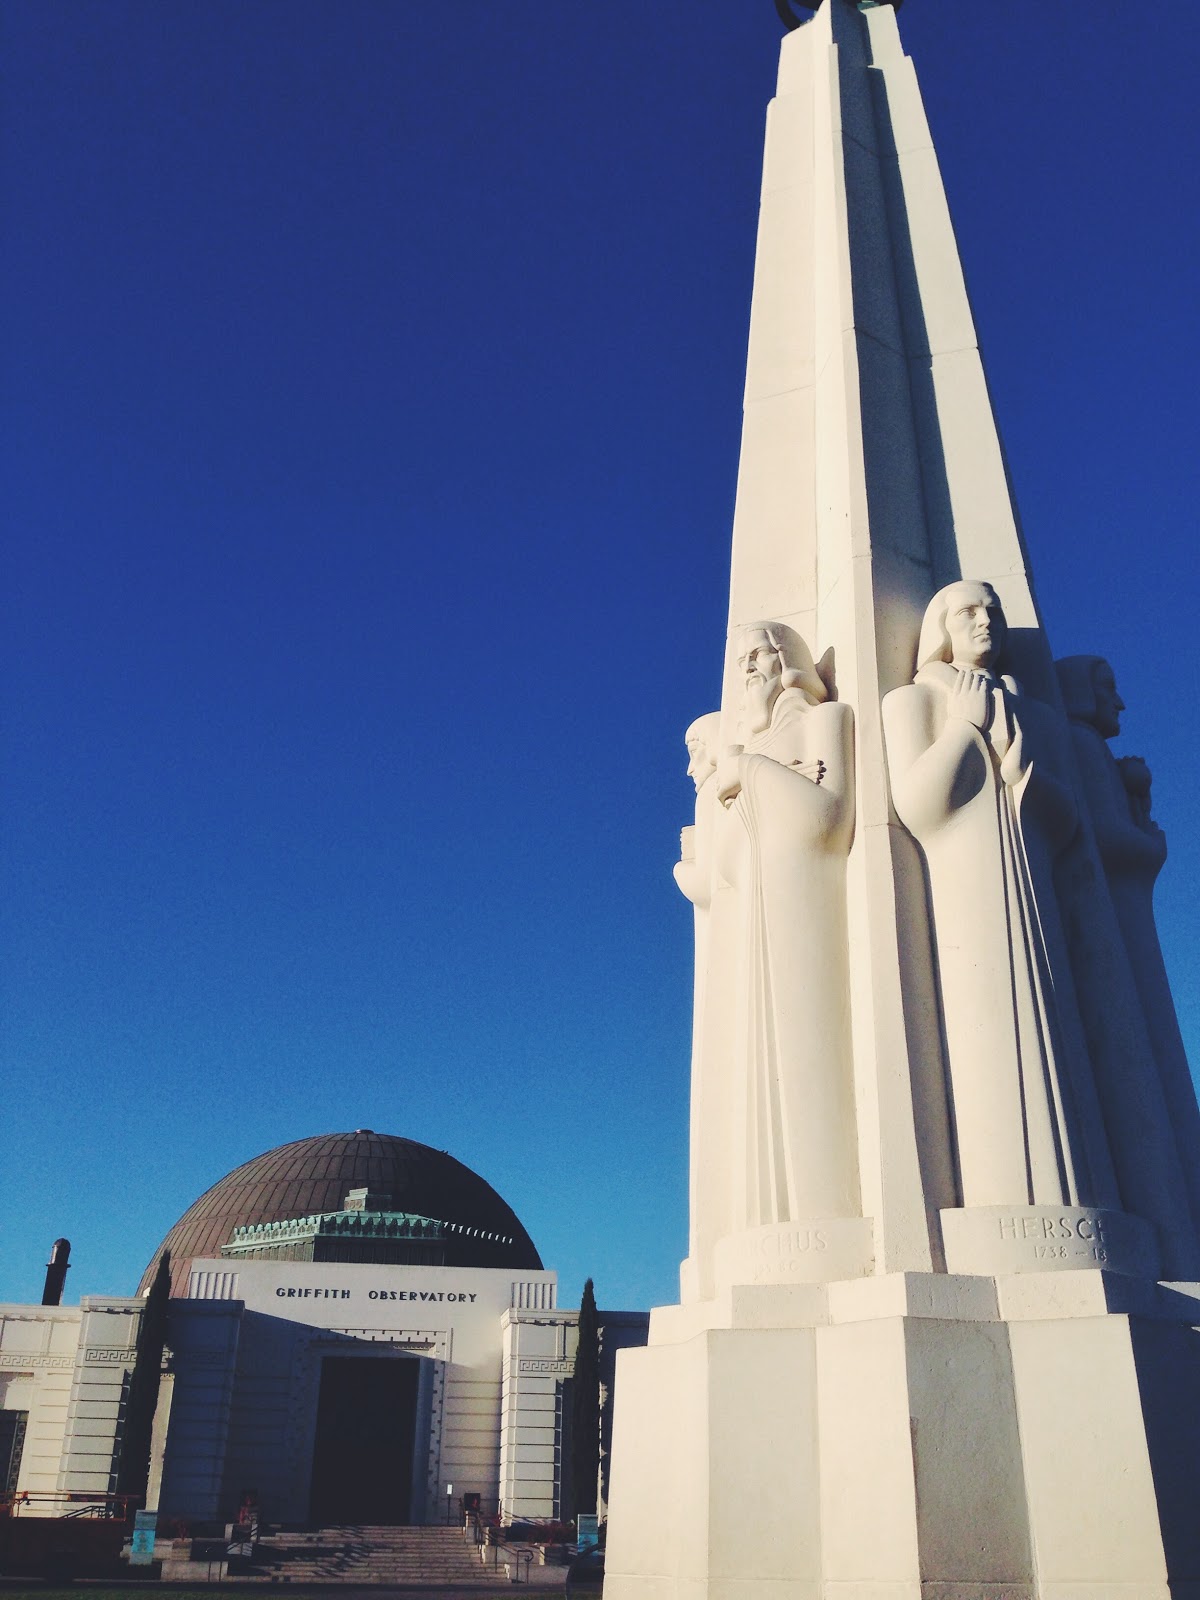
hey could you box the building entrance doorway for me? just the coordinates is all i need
[309,1357,419,1525]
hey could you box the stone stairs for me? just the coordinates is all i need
[240,1522,512,1585]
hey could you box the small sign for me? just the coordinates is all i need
[130,1511,157,1566]
[576,1514,599,1551]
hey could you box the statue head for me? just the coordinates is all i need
[683,712,722,793]
[735,621,827,736]
[1056,655,1125,740]
[916,581,1007,675]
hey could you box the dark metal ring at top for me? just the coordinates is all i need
[774,0,902,28]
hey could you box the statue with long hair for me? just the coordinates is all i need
[883,583,1118,1213]
[714,621,859,1234]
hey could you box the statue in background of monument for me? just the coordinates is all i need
[1057,655,1200,1231]
[883,583,1119,1214]
[674,712,725,1296]
[714,622,859,1231]
[674,713,722,912]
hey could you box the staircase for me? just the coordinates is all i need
[240,1523,512,1585]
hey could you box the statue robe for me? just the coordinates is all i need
[715,689,858,1229]
[883,665,1118,1211]
[674,768,726,1299]
[1068,717,1200,1233]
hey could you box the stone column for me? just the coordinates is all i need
[58,1298,142,1500]
[498,1310,575,1521]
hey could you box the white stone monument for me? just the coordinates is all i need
[604,4,1200,1595]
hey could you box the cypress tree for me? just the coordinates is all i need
[569,1278,600,1520]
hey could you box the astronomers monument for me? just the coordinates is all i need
[605,3,1200,1596]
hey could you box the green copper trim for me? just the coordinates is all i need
[220,1207,515,1255]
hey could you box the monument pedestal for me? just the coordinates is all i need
[605,1271,1200,1600]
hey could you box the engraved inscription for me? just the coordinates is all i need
[996,1213,1109,1264]
[755,1227,828,1257]
[997,1214,1105,1242]
[749,1227,828,1281]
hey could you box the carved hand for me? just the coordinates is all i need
[1118,755,1156,831]
[789,757,826,786]
[1118,754,1152,799]
[716,747,745,808]
[999,719,1027,788]
[948,669,992,732]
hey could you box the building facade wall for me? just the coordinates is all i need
[168,1258,559,1525]
[500,1310,577,1522]
[58,1299,142,1499]
[0,1298,150,1514]
[0,1305,82,1509]
[155,1299,241,1524]
[1,1275,648,1529]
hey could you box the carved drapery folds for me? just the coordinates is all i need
[677,623,863,1292]
[1057,655,1200,1236]
[715,623,858,1231]
[882,583,1119,1215]
[876,584,1200,1280]
[676,588,1200,1294]
[674,712,722,1294]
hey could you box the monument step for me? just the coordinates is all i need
[241,1523,511,1585]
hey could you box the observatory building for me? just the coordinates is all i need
[0,1130,646,1526]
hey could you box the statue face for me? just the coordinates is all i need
[738,629,784,734]
[943,582,1006,671]
[1091,661,1125,739]
[685,733,716,792]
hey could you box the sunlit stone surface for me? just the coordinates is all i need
[605,3,1200,1594]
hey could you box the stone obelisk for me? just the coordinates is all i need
[605,5,1200,1595]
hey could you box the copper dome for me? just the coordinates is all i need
[139,1130,543,1295]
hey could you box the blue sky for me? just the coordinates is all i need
[2,2,1198,1313]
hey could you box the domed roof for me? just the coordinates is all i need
[140,1130,542,1295]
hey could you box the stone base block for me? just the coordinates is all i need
[940,1205,1159,1280]
[605,1273,1200,1598]
[713,1218,875,1291]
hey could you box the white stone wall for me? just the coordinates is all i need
[499,1310,577,1522]
[58,1298,142,1499]
[0,1304,81,1509]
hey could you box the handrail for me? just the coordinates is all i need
[0,1490,138,1521]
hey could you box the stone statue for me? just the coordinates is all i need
[673,713,721,912]
[673,713,723,1300]
[714,622,859,1230]
[1057,655,1200,1232]
[882,582,1118,1213]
